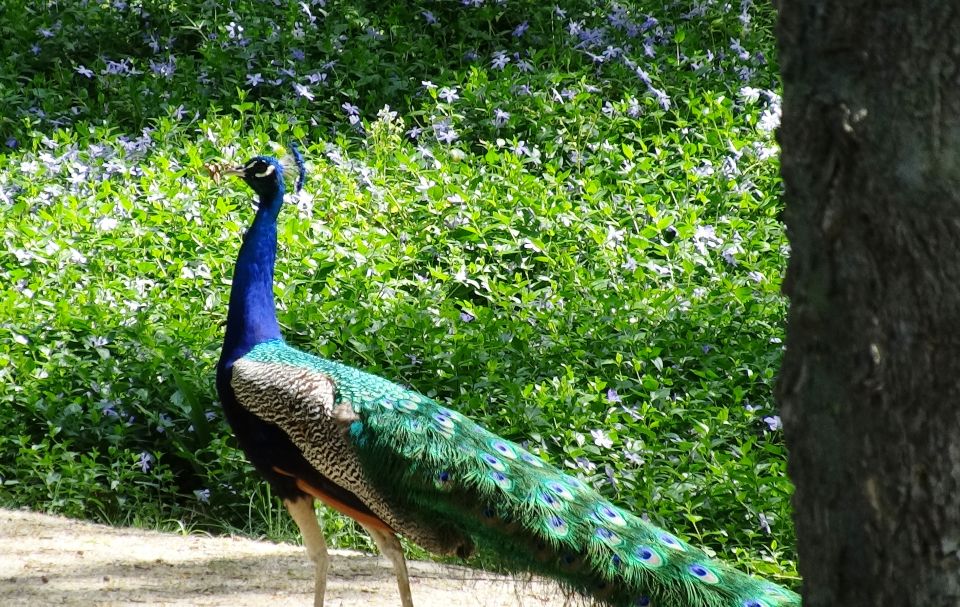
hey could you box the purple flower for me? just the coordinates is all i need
[575,457,597,473]
[511,140,529,157]
[651,88,671,110]
[491,51,511,70]
[759,512,771,534]
[437,129,458,144]
[492,108,510,128]
[246,72,263,87]
[460,311,475,323]
[342,102,360,116]
[149,56,176,78]
[606,388,622,403]
[433,120,459,144]
[138,451,154,472]
[103,58,134,75]
[577,27,605,48]
[642,38,656,57]
[293,82,315,100]
[76,65,94,78]
[291,48,306,61]
[406,126,424,139]
[763,415,782,431]
[438,87,459,103]
[516,58,534,73]
[602,45,622,61]
[5,137,18,149]
[730,38,751,61]
[99,400,119,418]
[608,6,630,30]
[422,11,438,24]
[722,247,738,265]
[604,464,618,489]
[513,21,529,37]
[194,488,211,503]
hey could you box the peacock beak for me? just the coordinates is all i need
[204,163,246,184]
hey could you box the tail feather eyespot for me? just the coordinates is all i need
[658,532,685,551]
[688,563,720,584]
[544,514,569,538]
[634,545,664,568]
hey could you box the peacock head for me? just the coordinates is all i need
[207,145,306,203]
[229,156,286,200]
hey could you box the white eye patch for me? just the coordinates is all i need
[254,164,276,178]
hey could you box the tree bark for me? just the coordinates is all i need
[777,2,960,605]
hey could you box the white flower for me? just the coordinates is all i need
[693,225,722,254]
[591,429,614,449]
[740,86,761,103]
[377,104,398,122]
[758,107,781,133]
[96,217,119,231]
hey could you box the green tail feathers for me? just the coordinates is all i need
[243,341,800,607]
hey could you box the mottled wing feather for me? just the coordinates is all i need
[230,350,468,556]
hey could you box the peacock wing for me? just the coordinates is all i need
[229,340,470,556]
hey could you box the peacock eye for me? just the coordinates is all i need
[242,158,272,179]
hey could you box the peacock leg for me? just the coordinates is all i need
[285,497,329,607]
[360,523,414,607]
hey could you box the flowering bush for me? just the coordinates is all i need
[0,0,794,584]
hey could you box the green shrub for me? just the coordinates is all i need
[0,0,795,585]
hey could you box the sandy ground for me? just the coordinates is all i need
[0,508,563,606]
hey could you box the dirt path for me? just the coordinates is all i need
[0,509,562,606]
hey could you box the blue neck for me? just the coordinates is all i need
[220,193,284,367]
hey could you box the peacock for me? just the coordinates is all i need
[210,146,801,607]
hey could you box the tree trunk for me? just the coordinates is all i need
[776,2,960,605]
